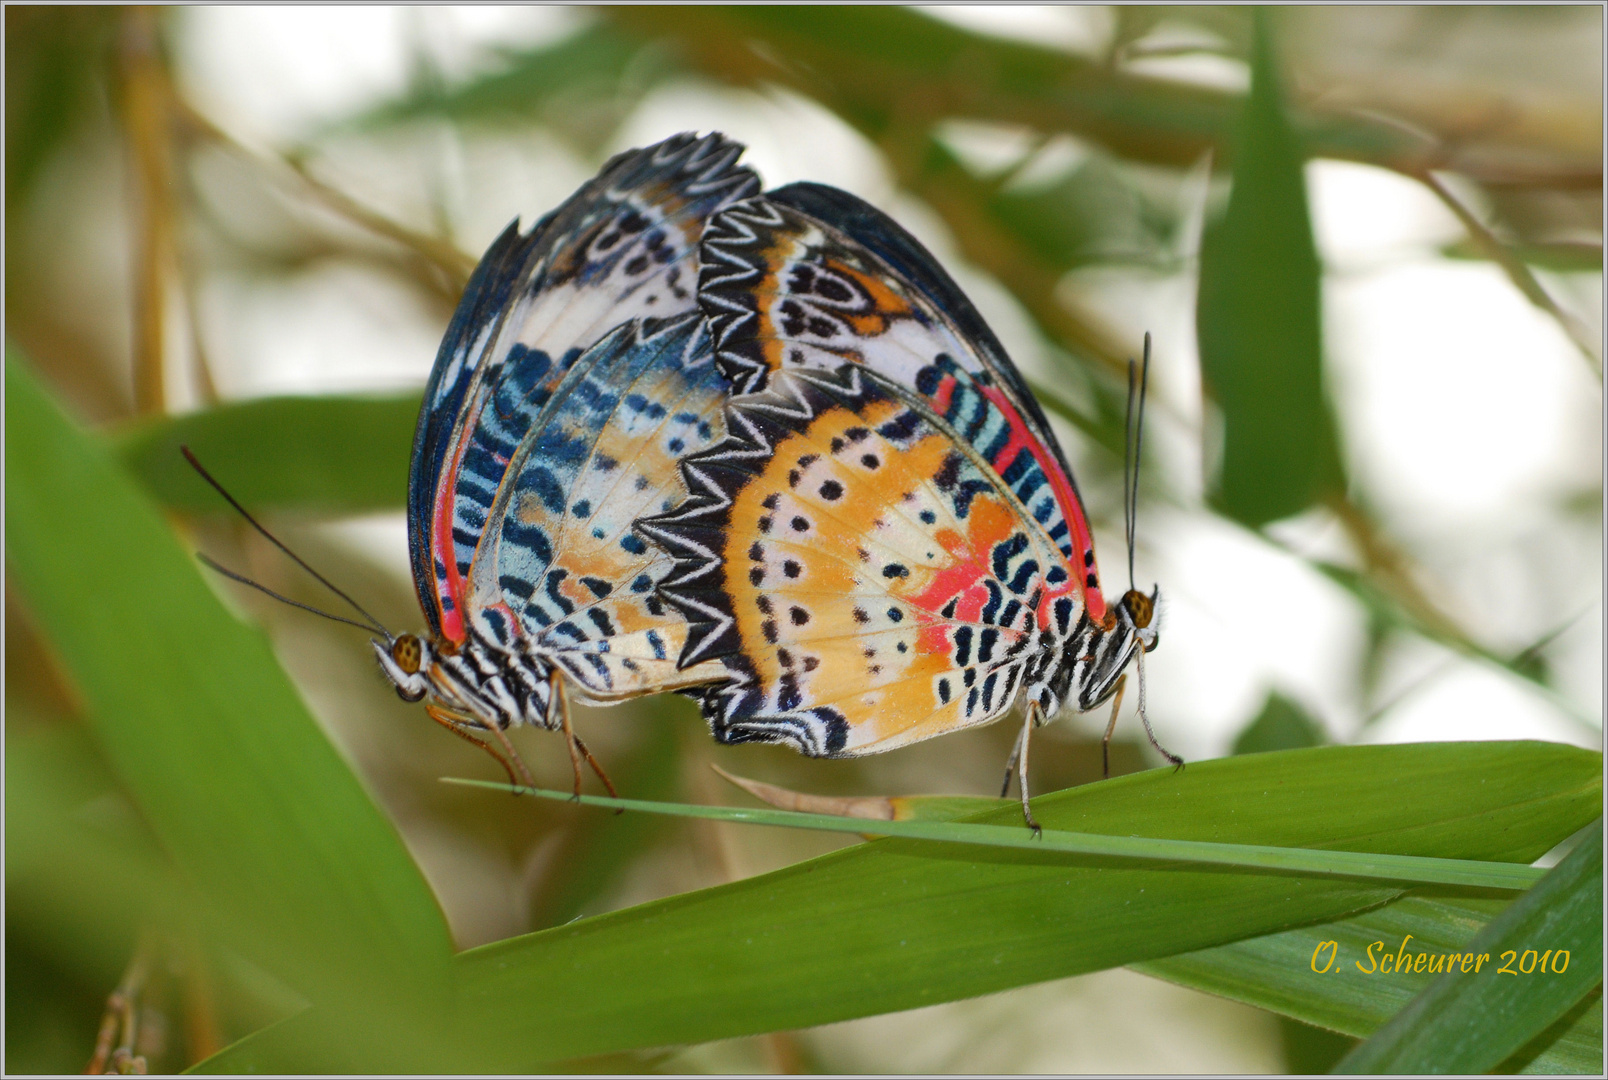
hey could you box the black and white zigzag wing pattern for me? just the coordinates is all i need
[638,365,1067,758]
[690,184,1119,626]
[460,314,732,702]
[409,132,759,643]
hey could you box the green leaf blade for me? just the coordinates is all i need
[5,355,452,1022]
[113,392,420,515]
[1335,818,1604,1073]
[1195,11,1344,526]
[1139,892,1601,1073]
[193,741,1598,1072]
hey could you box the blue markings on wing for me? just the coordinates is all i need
[492,315,713,637]
[625,392,669,420]
[447,343,574,576]
[408,219,547,633]
[517,465,569,517]
[409,132,758,639]
[918,360,1078,562]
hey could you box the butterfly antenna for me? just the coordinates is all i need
[197,553,389,635]
[181,446,392,639]
[1130,333,1153,591]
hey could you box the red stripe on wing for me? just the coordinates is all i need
[975,384,1109,626]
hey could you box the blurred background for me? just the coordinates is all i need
[6,5,1600,1072]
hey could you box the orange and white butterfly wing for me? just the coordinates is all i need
[640,366,1081,756]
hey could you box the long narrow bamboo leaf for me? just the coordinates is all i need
[1335,818,1604,1073]
[707,758,1599,1070]
[6,353,453,1067]
[195,740,1599,1072]
[443,777,1546,891]
[112,391,420,515]
[1138,895,1601,1074]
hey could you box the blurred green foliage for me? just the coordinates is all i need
[1196,13,1343,527]
[3,5,117,211]
[6,5,1600,1073]
[1232,692,1328,756]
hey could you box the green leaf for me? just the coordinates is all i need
[1335,818,1604,1073]
[5,354,452,1056]
[1442,238,1603,273]
[1195,11,1344,527]
[527,705,687,930]
[6,723,185,985]
[1279,1016,1359,1074]
[651,748,1598,1071]
[1233,691,1328,755]
[196,741,1598,1071]
[112,392,420,515]
[1137,894,1603,1070]
[444,774,1551,891]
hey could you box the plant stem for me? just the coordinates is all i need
[171,99,477,294]
[119,6,176,416]
[1417,169,1601,379]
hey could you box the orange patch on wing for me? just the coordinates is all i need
[906,495,1016,618]
[828,258,917,337]
[721,397,1026,746]
[749,234,808,371]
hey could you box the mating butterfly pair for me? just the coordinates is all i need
[368,132,1173,829]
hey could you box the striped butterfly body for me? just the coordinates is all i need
[377,133,757,786]
[639,180,1174,826]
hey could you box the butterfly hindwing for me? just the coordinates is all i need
[696,188,1110,622]
[641,366,1072,756]
[467,313,729,700]
[409,132,760,643]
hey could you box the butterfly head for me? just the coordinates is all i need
[374,632,558,732]
[378,634,433,703]
[1119,586,1160,654]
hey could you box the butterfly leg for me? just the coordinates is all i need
[426,703,536,791]
[548,672,622,805]
[1016,707,1042,837]
[550,670,587,801]
[570,733,621,801]
[1000,722,1026,798]
[1133,643,1184,771]
[1101,674,1127,779]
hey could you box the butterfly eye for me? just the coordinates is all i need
[1122,589,1155,630]
[392,635,423,675]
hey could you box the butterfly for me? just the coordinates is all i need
[638,180,1178,829]
[373,132,759,792]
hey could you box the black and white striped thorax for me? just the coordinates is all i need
[1023,588,1159,722]
[374,631,559,732]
